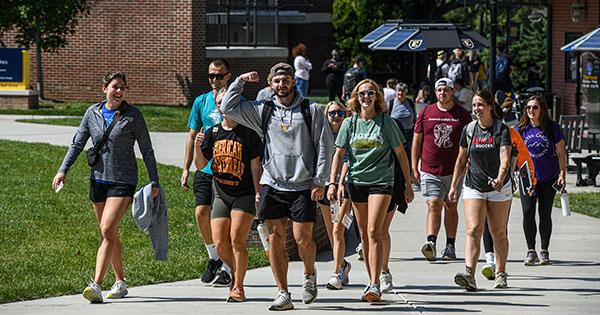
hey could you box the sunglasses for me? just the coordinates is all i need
[357,90,376,98]
[208,73,229,80]
[328,110,346,118]
[526,105,540,110]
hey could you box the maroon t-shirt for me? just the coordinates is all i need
[414,103,472,176]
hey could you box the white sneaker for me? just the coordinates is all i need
[326,274,343,290]
[380,270,394,293]
[302,271,318,304]
[269,290,294,311]
[106,280,128,299]
[82,282,103,303]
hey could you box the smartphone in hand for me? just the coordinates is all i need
[552,180,564,193]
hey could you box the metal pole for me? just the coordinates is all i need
[505,0,511,55]
[274,0,279,46]
[226,1,230,48]
[246,0,250,45]
[253,0,257,47]
[489,0,497,94]
[576,51,581,114]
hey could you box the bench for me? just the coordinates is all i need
[572,154,600,186]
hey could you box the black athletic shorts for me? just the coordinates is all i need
[89,179,135,202]
[347,183,393,204]
[317,183,350,206]
[258,185,316,223]
[194,171,213,206]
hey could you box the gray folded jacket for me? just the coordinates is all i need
[132,183,168,261]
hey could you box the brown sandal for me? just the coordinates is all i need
[227,287,246,302]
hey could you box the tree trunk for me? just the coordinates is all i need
[36,33,44,100]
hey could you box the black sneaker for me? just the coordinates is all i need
[201,259,223,284]
[213,269,232,287]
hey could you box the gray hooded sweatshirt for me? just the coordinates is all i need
[221,77,334,191]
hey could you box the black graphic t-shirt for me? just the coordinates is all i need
[201,123,263,196]
[460,122,512,192]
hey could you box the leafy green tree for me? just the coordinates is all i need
[0,0,91,99]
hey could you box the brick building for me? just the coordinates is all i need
[551,0,599,122]
[3,0,334,105]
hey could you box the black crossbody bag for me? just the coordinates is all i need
[87,110,121,167]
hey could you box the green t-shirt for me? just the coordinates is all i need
[335,112,405,185]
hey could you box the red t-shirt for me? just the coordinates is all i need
[414,103,472,176]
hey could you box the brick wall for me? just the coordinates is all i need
[3,0,202,106]
[551,0,600,114]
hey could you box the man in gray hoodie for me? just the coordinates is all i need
[221,63,334,311]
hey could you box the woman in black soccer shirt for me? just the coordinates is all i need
[194,91,263,302]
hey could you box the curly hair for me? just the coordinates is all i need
[292,43,307,57]
[346,79,386,114]
[103,72,127,88]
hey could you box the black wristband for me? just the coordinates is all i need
[328,182,337,187]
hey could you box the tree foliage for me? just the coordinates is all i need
[0,0,91,52]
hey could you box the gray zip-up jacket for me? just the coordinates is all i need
[58,102,159,186]
[221,77,334,191]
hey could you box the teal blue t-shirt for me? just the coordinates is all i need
[335,112,405,185]
[188,91,223,174]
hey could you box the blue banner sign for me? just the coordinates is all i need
[0,48,24,82]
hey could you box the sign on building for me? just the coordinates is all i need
[0,48,30,90]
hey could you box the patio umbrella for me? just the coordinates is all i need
[560,26,600,113]
[561,26,600,52]
[360,22,490,52]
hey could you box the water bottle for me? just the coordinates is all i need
[330,201,340,223]
[257,222,270,256]
[560,191,571,217]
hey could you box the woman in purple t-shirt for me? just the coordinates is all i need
[515,96,567,266]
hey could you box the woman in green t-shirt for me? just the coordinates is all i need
[327,79,414,302]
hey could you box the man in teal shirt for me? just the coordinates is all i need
[181,59,232,286]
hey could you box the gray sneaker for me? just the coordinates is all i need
[106,280,128,299]
[539,250,550,265]
[494,272,508,288]
[82,282,103,303]
[441,244,457,260]
[302,271,318,304]
[421,241,436,261]
[269,290,294,311]
[454,272,477,291]
[524,250,539,266]
[340,260,351,286]
[380,271,393,293]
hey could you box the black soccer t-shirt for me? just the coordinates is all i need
[201,123,263,196]
[460,122,512,192]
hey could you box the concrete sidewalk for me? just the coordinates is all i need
[1,115,600,314]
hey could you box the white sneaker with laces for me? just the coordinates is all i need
[302,271,318,304]
[82,282,103,303]
[269,290,294,311]
[380,270,394,293]
[106,280,128,299]
[326,274,342,290]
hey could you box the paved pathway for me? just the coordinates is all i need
[1,115,599,314]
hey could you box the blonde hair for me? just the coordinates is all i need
[324,100,346,113]
[346,79,386,114]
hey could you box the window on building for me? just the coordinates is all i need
[207,1,279,47]
[565,32,582,83]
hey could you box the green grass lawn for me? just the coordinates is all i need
[0,140,269,304]
[553,192,600,219]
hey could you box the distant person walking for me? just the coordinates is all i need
[52,72,160,303]
[412,78,472,262]
[322,49,345,102]
[293,43,313,97]
[516,96,567,266]
[447,48,470,86]
[342,56,367,102]
[387,82,416,154]
[221,63,334,311]
[495,42,513,94]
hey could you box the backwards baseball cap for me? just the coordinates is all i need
[435,78,454,89]
[270,62,294,77]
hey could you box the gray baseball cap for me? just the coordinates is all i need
[270,63,294,77]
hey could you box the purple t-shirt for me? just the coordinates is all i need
[516,122,565,183]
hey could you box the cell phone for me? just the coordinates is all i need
[552,180,564,193]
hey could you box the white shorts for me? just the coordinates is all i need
[462,181,513,202]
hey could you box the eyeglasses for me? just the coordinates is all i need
[208,73,229,80]
[357,90,376,98]
[526,105,540,110]
[328,110,346,118]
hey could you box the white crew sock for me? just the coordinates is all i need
[205,243,219,261]
[221,263,231,274]
[485,252,495,265]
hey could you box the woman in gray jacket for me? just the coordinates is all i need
[52,72,160,303]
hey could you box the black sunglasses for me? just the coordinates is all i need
[328,110,346,118]
[208,73,229,80]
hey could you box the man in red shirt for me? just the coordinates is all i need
[412,78,472,262]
